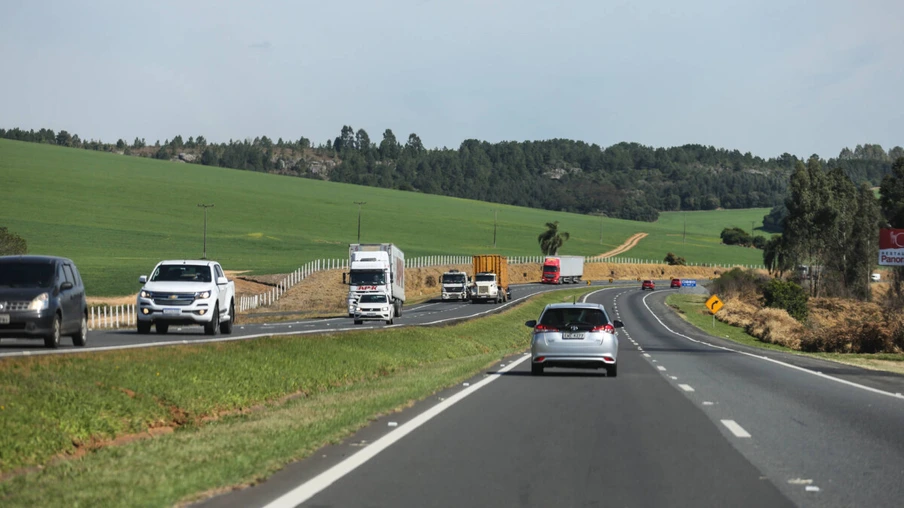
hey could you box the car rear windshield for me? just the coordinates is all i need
[0,262,55,288]
[150,265,212,282]
[539,307,609,329]
[359,294,387,303]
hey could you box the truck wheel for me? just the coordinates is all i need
[204,304,220,335]
[72,314,88,346]
[137,321,151,334]
[395,301,402,317]
[156,323,169,334]
[44,314,62,349]
[219,301,234,334]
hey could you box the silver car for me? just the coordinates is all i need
[524,303,622,376]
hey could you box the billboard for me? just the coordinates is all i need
[879,228,904,266]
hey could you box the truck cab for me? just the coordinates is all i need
[441,270,469,301]
[471,272,509,303]
[345,244,405,318]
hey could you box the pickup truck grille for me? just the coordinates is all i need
[0,301,29,312]
[150,293,196,306]
[478,286,489,295]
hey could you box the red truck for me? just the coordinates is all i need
[541,256,584,284]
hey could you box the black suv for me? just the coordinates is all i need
[0,255,88,348]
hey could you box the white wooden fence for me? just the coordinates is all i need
[89,304,136,330]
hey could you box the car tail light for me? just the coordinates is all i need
[534,324,559,332]
[592,324,615,333]
[602,356,614,363]
[535,356,545,362]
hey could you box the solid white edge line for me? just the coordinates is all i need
[260,354,532,508]
[640,292,904,401]
[721,419,752,438]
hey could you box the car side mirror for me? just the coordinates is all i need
[139,275,147,284]
[525,320,537,327]
[613,320,624,328]
[60,281,73,291]
[216,276,228,285]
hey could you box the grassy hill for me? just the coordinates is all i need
[0,139,770,295]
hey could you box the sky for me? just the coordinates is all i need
[1,0,902,159]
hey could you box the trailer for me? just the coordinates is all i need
[541,255,584,284]
[345,243,405,321]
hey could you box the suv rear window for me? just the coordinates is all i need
[539,307,609,330]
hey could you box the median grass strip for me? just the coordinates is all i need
[666,294,904,375]
[0,288,592,507]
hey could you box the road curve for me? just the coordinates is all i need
[197,287,904,508]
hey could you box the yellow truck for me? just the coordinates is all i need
[471,255,511,303]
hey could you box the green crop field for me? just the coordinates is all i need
[1,139,772,295]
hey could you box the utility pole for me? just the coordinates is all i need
[683,213,686,244]
[354,201,366,243]
[493,210,497,248]
[598,212,606,244]
[197,204,214,259]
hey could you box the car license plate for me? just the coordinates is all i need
[0,314,9,324]
[163,308,181,315]
[562,332,584,340]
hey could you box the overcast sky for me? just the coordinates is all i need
[1,0,902,159]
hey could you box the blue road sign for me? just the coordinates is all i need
[681,279,697,287]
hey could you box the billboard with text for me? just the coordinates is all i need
[879,228,904,266]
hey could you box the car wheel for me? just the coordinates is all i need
[72,314,88,346]
[137,321,151,334]
[44,314,62,348]
[531,362,544,376]
[156,323,169,334]
[219,301,235,334]
[607,363,618,377]
[354,319,363,325]
[386,319,393,325]
[204,305,219,335]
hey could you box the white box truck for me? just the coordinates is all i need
[344,243,405,322]
[540,255,584,284]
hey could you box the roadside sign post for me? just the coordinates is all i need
[705,294,724,328]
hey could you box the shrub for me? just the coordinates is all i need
[763,279,808,322]
[664,252,686,266]
[0,227,27,255]
[709,267,764,301]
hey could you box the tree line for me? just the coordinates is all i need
[3,126,901,222]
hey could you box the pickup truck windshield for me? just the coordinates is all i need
[475,274,496,282]
[151,265,212,283]
[0,262,55,288]
[350,271,386,285]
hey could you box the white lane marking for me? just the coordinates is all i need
[670,376,678,380]
[679,384,695,392]
[657,366,667,371]
[260,354,531,508]
[805,486,821,492]
[643,353,651,357]
[721,419,752,438]
[703,401,714,405]
[640,292,904,401]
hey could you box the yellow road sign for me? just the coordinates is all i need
[705,295,724,314]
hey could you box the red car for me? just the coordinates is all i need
[641,280,655,291]
[671,278,681,288]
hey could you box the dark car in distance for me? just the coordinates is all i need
[0,255,88,348]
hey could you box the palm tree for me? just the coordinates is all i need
[538,221,570,255]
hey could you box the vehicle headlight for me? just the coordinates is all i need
[139,289,152,298]
[382,306,389,312]
[29,292,50,311]
[196,291,211,299]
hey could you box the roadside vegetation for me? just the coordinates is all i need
[0,288,592,507]
[1,139,771,296]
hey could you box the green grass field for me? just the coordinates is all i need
[1,139,770,295]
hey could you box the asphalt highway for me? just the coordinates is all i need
[199,286,904,508]
[0,281,632,358]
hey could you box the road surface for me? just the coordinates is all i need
[198,286,904,508]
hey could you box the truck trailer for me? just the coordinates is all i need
[541,255,584,284]
[345,244,405,320]
[471,255,511,303]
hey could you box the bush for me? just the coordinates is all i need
[709,267,764,301]
[0,226,27,255]
[763,279,808,322]
[664,252,686,266]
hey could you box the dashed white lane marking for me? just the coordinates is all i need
[703,401,714,405]
[640,292,904,401]
[721,419,752,438]
[679,384,694,392]
[805,486,821,492]
[670,376,678,380]
[260,354,532,508]
[643,353,651,357]
[656,365,666,371]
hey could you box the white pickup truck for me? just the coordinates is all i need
[136,260,235,335]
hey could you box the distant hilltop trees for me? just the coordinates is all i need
[2,126,901,223]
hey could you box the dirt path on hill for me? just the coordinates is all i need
[596,233,648,258]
